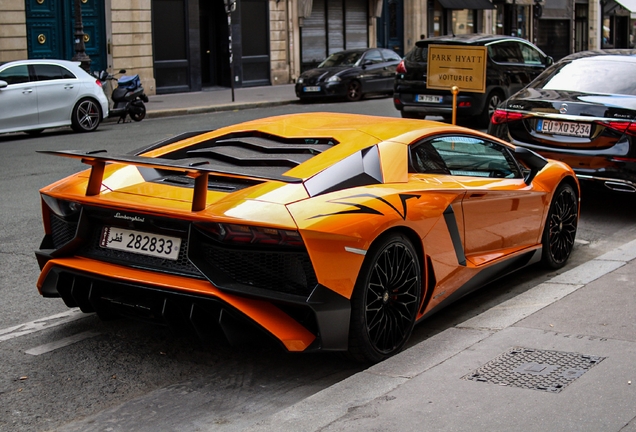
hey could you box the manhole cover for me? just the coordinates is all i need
[462,347,605,393]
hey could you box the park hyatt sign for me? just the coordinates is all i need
[426,45,487,93]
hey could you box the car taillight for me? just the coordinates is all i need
[396,60,406,74]
[95,79,102,88]
[199,222,304,248]
[599,120,636,136]
[491,109,524,125]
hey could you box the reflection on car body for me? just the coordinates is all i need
[35,113,578,363]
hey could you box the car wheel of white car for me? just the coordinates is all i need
[71,98,101,132]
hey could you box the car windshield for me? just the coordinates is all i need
[531,58,636,96]
[319,51,363,67]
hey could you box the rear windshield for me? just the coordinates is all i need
[405,46,428,63]
[531,57,636,96]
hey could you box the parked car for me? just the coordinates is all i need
[489,49,636,193]
[35,113,578,363]
[295,48,402,102]
[0,59,109,135]
[394,34,552,125]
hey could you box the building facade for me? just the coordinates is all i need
[0,0,630,96]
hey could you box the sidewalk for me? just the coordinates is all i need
[246,239,636,432]
[144,84,298,119]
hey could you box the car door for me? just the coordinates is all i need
[380,49,402,92]
[518,42,549,82]
[416,134,547,265]
[32,63,80,127]
[487,41,528,98]
[359,49,388,93]
[0,64,38,133]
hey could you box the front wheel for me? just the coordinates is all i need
[71,98,101,132]
[348,233,422,363]
[541,182,578,269]
[346,80,363,102]
[129,103,146,122]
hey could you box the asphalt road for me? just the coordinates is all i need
[1,97,636,432]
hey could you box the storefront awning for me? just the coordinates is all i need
[438,0,495,10]
[614,0,636,18]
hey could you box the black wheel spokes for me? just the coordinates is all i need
[549,190,578,263]
[365,243,419,354]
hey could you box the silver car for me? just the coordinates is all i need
[0,59,109,135]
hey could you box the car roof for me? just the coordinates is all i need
[416,33,531,47]
[557,49,636,63]
[0,59,84,68]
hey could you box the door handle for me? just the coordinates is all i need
[64,85,74,89]
[22,89,33,94]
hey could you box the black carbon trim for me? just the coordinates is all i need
[443,204,466,266]
[130,130,214,156]
[304,146,383,197]
[306,285,351,351]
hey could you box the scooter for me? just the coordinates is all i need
[96,69,148,123]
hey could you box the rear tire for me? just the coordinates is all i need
[541,182,578,269]
[71,98,101,132]
[347,233,422,363]
[478,90,504,127]
[130,103,146,122]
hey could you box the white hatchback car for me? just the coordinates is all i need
[0,59,109,135]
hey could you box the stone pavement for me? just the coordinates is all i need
[245,239,636,432]
[144,84,298,119]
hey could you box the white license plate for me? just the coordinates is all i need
[100,227,182,261]
[303,86,320,92]
[416,94,443,103]
[538,119,591,137]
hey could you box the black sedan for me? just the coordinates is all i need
[295,48,402,102]
[489,49,636,193]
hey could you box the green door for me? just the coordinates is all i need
[25,0,107,73]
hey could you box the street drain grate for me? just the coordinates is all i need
[461,347,605,393]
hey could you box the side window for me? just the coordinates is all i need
[33,64,75,81]
[418,136,522,179]
[519,44,544,65]
[0,65,30,85]
[363,50,383,64]
[381,49,402,62]
[488,42,523,64]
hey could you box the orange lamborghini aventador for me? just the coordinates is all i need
[35,113,579,363]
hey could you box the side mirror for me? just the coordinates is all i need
[545,56,554,66]
[119,69,126,74]
[515,146,548,184]
[0,80,7,89]
[99,70,108,80]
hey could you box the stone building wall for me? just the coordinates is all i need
[270,0,290,85]
[110,0,156,94]
[0,0,28,62]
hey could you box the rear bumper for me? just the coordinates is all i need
[35,255,352,352]
[394,91,486,117]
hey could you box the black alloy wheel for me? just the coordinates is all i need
[348,233,422,363]
[71,98,101,132]
[541,182,578,269]
[346,80,362,102]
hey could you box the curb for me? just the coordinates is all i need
[145,99,299,119]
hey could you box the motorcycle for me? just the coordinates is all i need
[96,69,148,123]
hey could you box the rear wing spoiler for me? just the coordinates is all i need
[37,149,302,212]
